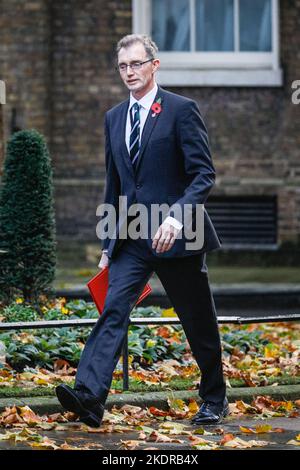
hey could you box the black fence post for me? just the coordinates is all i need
[122,328,129,391]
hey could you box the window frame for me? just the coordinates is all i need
[132,0,282,87]
[0,81,5,105]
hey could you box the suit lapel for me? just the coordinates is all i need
[119,98,135,178]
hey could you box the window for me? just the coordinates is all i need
[195,0,235,52]
[133,0,282,86]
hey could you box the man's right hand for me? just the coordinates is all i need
[98,251,109,270]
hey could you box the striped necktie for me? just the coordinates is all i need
[129,102,141,170]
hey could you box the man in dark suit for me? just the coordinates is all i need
[56,34,228,428]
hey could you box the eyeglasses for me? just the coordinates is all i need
[116,58,154,73]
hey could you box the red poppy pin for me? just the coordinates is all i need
[151,97,162,117]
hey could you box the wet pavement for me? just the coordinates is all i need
[0,415,299,451]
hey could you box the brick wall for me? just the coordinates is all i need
[0,0,299,245]
[0,0,51,141]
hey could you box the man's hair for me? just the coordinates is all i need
[116,34,158,59]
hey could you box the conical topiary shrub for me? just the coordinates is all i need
[0,129,56,304]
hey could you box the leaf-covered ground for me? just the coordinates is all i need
[0,397,299,450]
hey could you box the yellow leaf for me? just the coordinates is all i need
[0,427,43,443]
[264,345,279,358]
[255,424,273,433]
[167,397,186,410]
[188,399,199,415]
[34,378,50,385]
[239,426,256,434]
[167,397,189,418]
[240,424,272,434]
[161,308,178,318]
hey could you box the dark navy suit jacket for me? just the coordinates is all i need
[101,85,222,260]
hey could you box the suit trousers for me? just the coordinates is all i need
[74,237,226,405]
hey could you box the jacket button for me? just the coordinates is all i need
[136,183,142,189]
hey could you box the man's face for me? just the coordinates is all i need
[117,42,160,94]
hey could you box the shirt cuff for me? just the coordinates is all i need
[164,216,183,231]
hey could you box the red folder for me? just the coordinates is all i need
[87,266,152,315]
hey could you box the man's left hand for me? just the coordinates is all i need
[152,221,181,253]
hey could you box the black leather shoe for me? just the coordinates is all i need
[55,384,104,428]
[191,397,229,425]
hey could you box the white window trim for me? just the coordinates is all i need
[0,81,5,104]
[132,0,282,87]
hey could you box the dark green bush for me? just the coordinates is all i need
[0,129,56,304]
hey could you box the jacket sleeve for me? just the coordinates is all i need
[166,100,215,224]
[100,112,121,251]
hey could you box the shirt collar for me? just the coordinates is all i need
[129,82,158,111]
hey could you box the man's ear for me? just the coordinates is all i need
[153,59,160,71]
